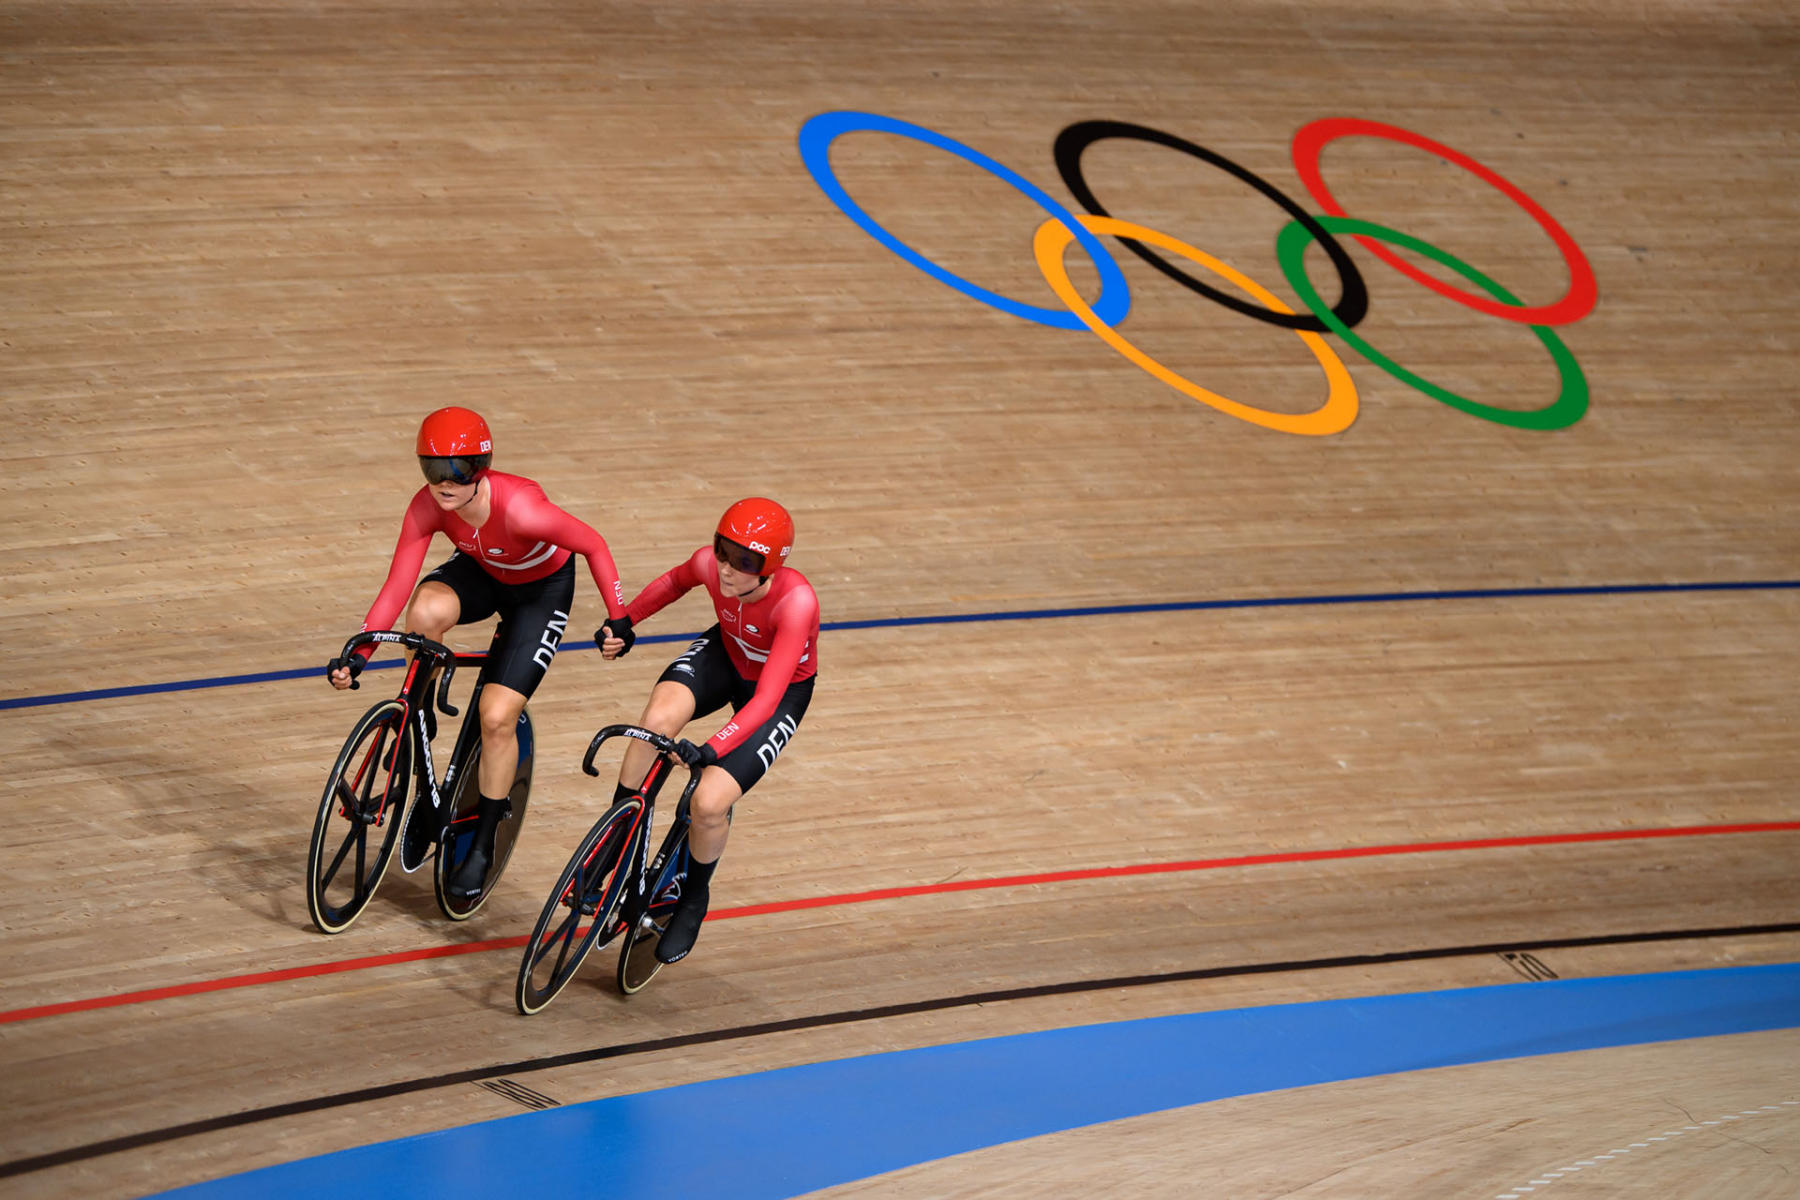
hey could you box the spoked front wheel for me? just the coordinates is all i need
[306,699,413,934]
[515,798,643,1015]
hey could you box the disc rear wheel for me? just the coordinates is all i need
[435,708,535,921]
[617,833,690,994]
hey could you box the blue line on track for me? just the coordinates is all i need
[152,962,1800,1200]
[6,579,1797,712]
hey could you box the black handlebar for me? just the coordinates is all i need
[582,724,686,777]
[339,630,457,663]
[337,632,462,714]
[435,668,459,717]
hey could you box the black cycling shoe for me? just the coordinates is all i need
[653,888,709,963]
[446,847,491,899]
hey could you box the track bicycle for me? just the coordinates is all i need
[306,628,534,934]
[514,724,704,1014]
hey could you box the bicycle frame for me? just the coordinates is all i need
[336,628,499,830]
[581,724,701,925]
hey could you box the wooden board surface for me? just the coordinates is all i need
[1,0,1796,1195]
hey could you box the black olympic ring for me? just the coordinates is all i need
[1053,119,1369,334]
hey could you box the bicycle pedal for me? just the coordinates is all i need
[336,779,376,823]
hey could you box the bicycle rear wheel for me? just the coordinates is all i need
[514,797,643,1015]
[617,828,691,994]
[435,707,534,921]
[306,699,413,934]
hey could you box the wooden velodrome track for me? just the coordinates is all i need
[3,0,1798,1195]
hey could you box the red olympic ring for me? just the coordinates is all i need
[1290,117,1597,327]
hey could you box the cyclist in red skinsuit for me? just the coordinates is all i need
[599,497,819,964]
[327,407,636,899]
[356,470,628,639]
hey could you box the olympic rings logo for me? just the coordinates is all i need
[798,113,1597,436]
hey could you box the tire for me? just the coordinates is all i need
[306,699,413,934]
[434,707,535,921]
[514,797,643,1015]
[616,830,690,995]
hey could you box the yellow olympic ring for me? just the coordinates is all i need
[1032,215,1359,436]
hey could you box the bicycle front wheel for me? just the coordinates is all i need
[306,699,413,934]
[514,797,643,1015]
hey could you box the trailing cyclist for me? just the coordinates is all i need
[599,497,819,964]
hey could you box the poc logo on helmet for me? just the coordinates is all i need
[748,540,771,554]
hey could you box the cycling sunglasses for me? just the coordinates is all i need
[419,455,486,486]
[713,534,767,576]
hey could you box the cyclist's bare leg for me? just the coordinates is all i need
[686,767,742,864]
[617,680,697,792]
[449,681,528,896]
[401,581,459,736]
[403,581,459,643]
[476,683,527,797]
[653,764,740,963]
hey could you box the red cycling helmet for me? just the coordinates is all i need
[416,407,493,485]
[417,406,492,457]
[715,497,794,577]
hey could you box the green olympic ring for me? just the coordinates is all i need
[1276,216,1588,431]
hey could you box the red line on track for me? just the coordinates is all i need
[5,821,1796,1027]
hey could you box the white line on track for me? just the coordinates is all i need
[1495,1099,1795,1199]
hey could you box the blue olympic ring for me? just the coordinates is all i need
[798,111,1132,331]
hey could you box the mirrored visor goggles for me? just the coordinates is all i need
[419,455,487,486]
[713,534,767,576]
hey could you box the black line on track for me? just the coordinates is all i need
[7,919,1799,1178]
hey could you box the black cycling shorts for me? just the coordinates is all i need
[657,624,814,794]
[420,553,575,697]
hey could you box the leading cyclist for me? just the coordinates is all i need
[327,406,636,898]
[599,498,819,964]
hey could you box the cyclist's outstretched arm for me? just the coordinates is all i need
[600,547,709,660]
[629,546,709,621]
[508,488,629,622]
